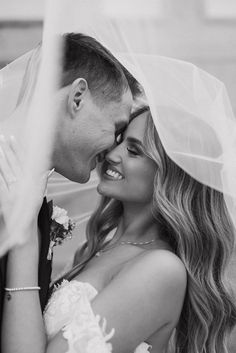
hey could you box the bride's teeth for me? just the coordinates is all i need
[106,169,123,180]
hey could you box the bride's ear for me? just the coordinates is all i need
[68,78,88,117]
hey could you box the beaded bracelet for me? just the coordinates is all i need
[5,286,41,301]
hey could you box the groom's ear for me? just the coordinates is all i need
[68,78,88,117]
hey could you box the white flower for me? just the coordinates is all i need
[47,203,75,260]
[52,206,70,228]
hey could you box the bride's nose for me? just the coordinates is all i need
[105,143,122,165]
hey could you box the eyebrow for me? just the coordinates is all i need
[126,137,144,149]
[129,105,150,123]
[116,105,150,136]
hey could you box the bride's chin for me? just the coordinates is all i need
[97,182,115,197]
[97,182,107,196]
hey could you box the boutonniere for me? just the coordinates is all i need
[47,201,76,260]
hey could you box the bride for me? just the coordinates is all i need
[1,106,236,352]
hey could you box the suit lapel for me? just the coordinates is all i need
[38,197,52,311]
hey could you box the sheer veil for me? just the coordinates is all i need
[0,0,236,263]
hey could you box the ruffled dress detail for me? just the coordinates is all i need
[44,279,152,353]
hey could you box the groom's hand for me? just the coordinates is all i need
[0,135,48,255]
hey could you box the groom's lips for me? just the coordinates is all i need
[90,152,106,171]
[95,152,105,165]
[97,152,105,163]
[91,158,97,170]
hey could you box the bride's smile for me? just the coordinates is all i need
[104,166,124,180]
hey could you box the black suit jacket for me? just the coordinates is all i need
[0,198,52,352]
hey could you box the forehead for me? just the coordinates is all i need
[119,88,133,110]
[125,112,148,140]
[101,89,133,125]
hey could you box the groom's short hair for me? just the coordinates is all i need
[61,33,140,104]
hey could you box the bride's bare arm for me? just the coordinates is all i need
[2,227,47,353]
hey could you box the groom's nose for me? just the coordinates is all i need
[98,141,116,162]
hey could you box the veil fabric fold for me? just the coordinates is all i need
[0,0,236,253]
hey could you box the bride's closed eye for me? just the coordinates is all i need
[127,144,142,156]
[127,147,139,156]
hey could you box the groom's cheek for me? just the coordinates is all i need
[98,132,115,152]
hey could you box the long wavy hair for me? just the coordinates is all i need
[62,110,236,353]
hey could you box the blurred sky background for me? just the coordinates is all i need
[0,0,236,347]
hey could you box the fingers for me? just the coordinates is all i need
[9,135,24,168]
[0,136,18,189]
[0,135,26,191]
[0,171,9,192]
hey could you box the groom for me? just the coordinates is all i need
[0,32,140,345]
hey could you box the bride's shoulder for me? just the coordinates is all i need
[121,249,187,292]
[104,248,187,326]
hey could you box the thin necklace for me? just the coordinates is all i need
[95,239,155,257]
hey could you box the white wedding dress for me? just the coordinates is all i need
[44,279,152,353]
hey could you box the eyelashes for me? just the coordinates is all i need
[127,143,144,156]
[127,147,139,156]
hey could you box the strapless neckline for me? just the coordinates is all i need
[46,279,152,353]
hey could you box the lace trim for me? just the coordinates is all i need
[49,280,114,353]
[63,314,114,353]
[134,342,152,353]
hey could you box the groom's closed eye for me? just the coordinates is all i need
[115,132,125,145]
[115,127,126,145]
